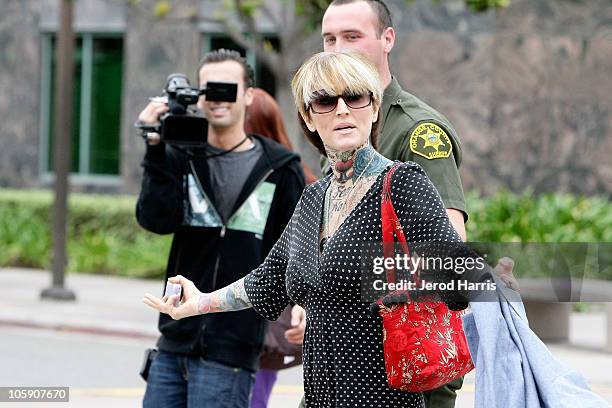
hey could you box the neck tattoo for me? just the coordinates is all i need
[321,144,393,250]
[326,143,392,187]
[327,142,365,184]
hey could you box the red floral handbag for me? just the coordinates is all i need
[375,163,474,392]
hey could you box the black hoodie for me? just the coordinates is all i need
[136,134,305,371]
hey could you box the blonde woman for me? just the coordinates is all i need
[144,52,465,407]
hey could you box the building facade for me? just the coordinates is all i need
[1,0,611,196]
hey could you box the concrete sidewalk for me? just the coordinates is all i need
[0,267,160,339]
[2,267,611,407]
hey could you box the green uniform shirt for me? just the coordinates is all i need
[378,77,466,219]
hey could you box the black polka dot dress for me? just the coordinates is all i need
[244,163,462,408]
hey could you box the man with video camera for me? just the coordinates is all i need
[136,49,305,408]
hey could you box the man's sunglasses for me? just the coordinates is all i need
[308,92,373,114]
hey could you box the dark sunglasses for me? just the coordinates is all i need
[308,91,373,114]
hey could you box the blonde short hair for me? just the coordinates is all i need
[291,52,383,155]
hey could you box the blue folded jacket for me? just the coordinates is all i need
[462,275,610,408]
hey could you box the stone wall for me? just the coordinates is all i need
[0,0,42,188]
[487,0,612,195]
[120,0,201,193]
[390,0,612,195]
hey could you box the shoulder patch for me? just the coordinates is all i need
[408,122,453,160]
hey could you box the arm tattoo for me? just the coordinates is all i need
[198,277,252,314]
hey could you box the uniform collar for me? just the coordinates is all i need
[383,76,404,105]
[380,76,403,131]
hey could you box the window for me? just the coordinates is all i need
[40,34,123,178]
[203,35,279,96]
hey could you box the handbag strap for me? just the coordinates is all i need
[381,163,421,289]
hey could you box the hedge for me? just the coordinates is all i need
[465,190,612,242]
[0,189,171,279]
[0,189,610,279]
[465,191,612,280]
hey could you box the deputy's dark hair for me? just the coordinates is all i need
[329,0,393,35]
[197,49,254,88]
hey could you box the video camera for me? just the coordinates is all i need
[135,73,238,146]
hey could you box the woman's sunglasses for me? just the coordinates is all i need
[308,92,373,114]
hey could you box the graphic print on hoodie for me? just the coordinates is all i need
[184,173,276,237]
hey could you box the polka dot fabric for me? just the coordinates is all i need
[244,162,462,407]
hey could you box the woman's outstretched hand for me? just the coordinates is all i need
[143,275,202,320]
